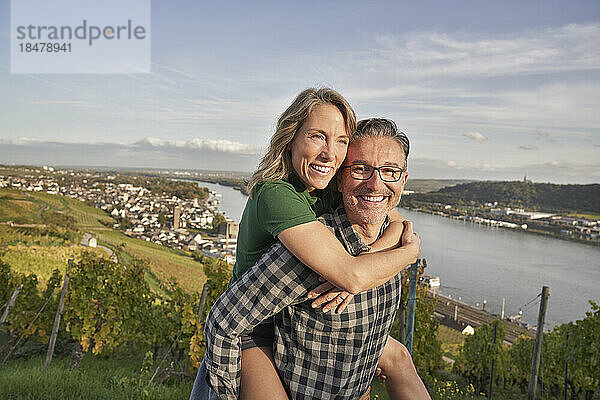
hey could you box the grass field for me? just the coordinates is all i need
[0,245,108,283]
[94,229,206,293]
[26,191,113,229]
[28,191,68,212]
[567,211,600,220]
[0,225,69,247]
[0,190,42,223]
[0,188,207,294]
[437,324,466,362]
[61,196,114,228]
[0,356,193,400]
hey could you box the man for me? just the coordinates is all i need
[199,118,428,400]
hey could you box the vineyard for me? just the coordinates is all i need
[93,229,206,293]
[0,187,599,399]
[0,255,230,398]
[0,244,108,282]
[0,187,207,292]
[3,253,597,400]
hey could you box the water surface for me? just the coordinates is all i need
[198,181,600,328]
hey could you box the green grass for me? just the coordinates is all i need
[437,324,466,362]
[567,211,600,220]
[26,191,113,229]
[2,188,207,293]
[0,190,42,223]
[0,356,193,400]
[0,226,68,247]
[0,245,108,283]
[61,196,114,228]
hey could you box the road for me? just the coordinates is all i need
[80,232,118,262]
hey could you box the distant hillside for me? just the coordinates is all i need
[404,179,475,193]
[406,181,600,213]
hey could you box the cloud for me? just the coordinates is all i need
[3,137,262,156]
[0,138,263,171]
[519,145,539,151]
[463,132,487,141]
[409,158,600,183]
[132,138,262,155]
[31,101,92,106]
[352,23,600,80]
[532,130,555,142]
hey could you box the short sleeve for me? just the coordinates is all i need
[256,183,317,238]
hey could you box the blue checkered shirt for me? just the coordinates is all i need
[204,205,401,399]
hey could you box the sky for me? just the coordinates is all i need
[1,0,599,183]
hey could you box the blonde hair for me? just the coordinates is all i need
[247,87,356,197]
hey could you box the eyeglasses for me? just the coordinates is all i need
[341,164,405,182]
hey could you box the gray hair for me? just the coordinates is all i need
[352,118,409,168]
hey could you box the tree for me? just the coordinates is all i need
[565,302,600,399]
[211,213,227,232]
[393,262,444,377]
[454,320,509,395]
[157,213,168,227]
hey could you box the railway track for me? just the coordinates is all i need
[431,293,535,344]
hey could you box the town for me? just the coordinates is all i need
[404,200,600,243]
[0,165,240,263]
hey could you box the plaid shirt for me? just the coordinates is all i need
[204,205,401,400]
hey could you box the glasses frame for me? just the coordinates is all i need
[341,163,405,182]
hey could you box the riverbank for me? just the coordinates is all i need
[403,204,600,248]
[194,181,600,328]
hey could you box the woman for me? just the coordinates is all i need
[193,88,429,400]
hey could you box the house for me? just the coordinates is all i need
[462,325,475,336]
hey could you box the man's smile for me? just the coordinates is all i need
[357,194,388,203]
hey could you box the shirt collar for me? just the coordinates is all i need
[331,204,391,256]
[288,172,319,207]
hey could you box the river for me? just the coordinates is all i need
[198,181,600,328]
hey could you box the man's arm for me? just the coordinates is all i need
[204,243,320,400]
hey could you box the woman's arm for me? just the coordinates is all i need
[368,208,406,252]
[304,209,409,313]
[277,218,419,295]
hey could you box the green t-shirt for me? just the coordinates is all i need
[231,173,335,283]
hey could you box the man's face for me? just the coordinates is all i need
[338,136,408,225]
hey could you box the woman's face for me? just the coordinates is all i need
[290,103,349,192]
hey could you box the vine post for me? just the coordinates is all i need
[45,259,72,367]
[0,284,23,328]
[404,260,419,354]
[488,321,498,399]
[528,286,550,400]
[563,331,569,400]
[196,283,210,328]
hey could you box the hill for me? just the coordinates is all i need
[0,188,207,292]
[404,179,475,193]
[405,181,600,214]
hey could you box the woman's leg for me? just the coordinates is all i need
[240,346,289,400]
[377,336,431,400]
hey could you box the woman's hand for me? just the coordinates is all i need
[307,279,354,313]
[305,219,420,307]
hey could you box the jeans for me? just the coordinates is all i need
[189,358,218,400]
